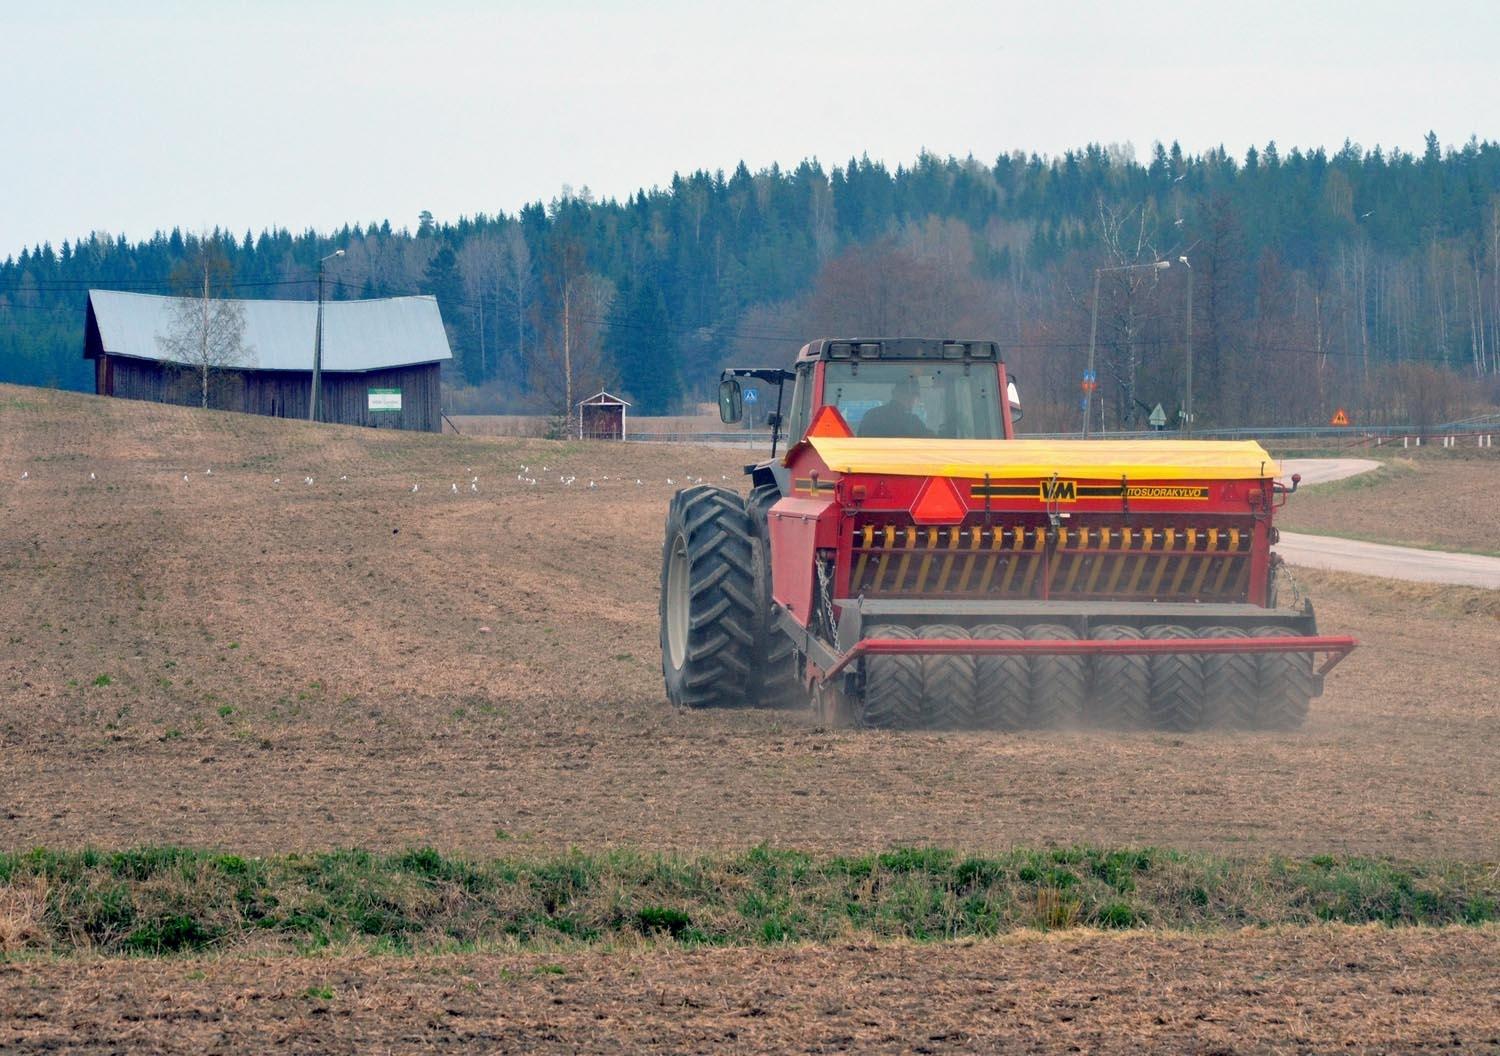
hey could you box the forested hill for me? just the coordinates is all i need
[4,134,1498,429]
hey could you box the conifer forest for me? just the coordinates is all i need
[5,135,1499,430]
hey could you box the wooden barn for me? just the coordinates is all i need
[577,391,630,439]
[84,290,453,432]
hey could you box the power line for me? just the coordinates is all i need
[0,277,320,295]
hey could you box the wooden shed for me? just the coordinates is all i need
[577,391,630,440]
[84,290,453,432]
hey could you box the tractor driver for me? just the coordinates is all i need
[857,377,934,438]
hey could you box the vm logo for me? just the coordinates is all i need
[1039,480,1078,502]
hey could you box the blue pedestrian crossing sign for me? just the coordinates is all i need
[743,388,758,404]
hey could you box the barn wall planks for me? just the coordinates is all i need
[96,355,442,432]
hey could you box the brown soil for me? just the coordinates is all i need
[1,384,1497,860]
[3,926,1497,1053]
[1281,451,1500,554]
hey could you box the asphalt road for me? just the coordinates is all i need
[1277,458,1500,589]
[1278,457,1381,488]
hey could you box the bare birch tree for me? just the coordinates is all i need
[157,243,251,408]
[458,234,502,381]
[528,268,615,422]
[1095,201,1166,427]
[497,224,534,367]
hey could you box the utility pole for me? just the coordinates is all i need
[1084,269,1102,437]
[1083,259,1171,437]
[1181,256,1193,434]
[562,279,573,425]
[309,248,345,422]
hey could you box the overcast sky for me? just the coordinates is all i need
[2,0,1495,258]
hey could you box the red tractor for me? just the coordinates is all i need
[659,338,1354,729]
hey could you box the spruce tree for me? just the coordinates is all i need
[605,274,680,415]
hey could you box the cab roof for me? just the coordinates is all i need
[796,338,1004,363]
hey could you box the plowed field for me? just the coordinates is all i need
[1,385,1495,858]
[2,384,1497,1051]
[4,928,1498,1054]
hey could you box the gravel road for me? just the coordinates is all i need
[1278,457,1500,588]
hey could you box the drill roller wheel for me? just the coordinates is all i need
[971,624,1029,730]
[861,624,923,729]
[1145,625,1206,731]
[1200,625,1257,728]
[659,486,759,709]
[1025,624,1086,727]
[917,624,976,728]
[1252,625,1313,730]
[1088,625,1150,729]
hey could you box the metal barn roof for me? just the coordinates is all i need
[85,290,453,373]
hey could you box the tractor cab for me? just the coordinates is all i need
[719,339,1020,464]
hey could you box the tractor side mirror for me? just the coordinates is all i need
[1007,380,1023,421]
[718,378,743,423]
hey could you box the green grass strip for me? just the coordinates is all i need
[0,845,1495,957]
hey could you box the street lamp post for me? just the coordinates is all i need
[1180,256,1193,434]
[1083,259,1171,437]
[309,248,345,422]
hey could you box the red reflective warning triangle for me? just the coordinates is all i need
[805,404,853,438]
[911,476,967,524]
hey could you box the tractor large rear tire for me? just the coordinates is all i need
[659,486,758,709]
[746,482,801,709]
[1200,625,1257,728]
[1252,626,1313,730]
[972,624,1029,730]
[1089,625,1150,729]
[1145,625,1206,731]
[918,624,976,728]
[862,624,923,729]
[1026,624,1086,727]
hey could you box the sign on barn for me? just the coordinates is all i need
[368,388,402,412]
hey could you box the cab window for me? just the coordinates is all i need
[785,367,815,443]
[822,362,1004,439]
